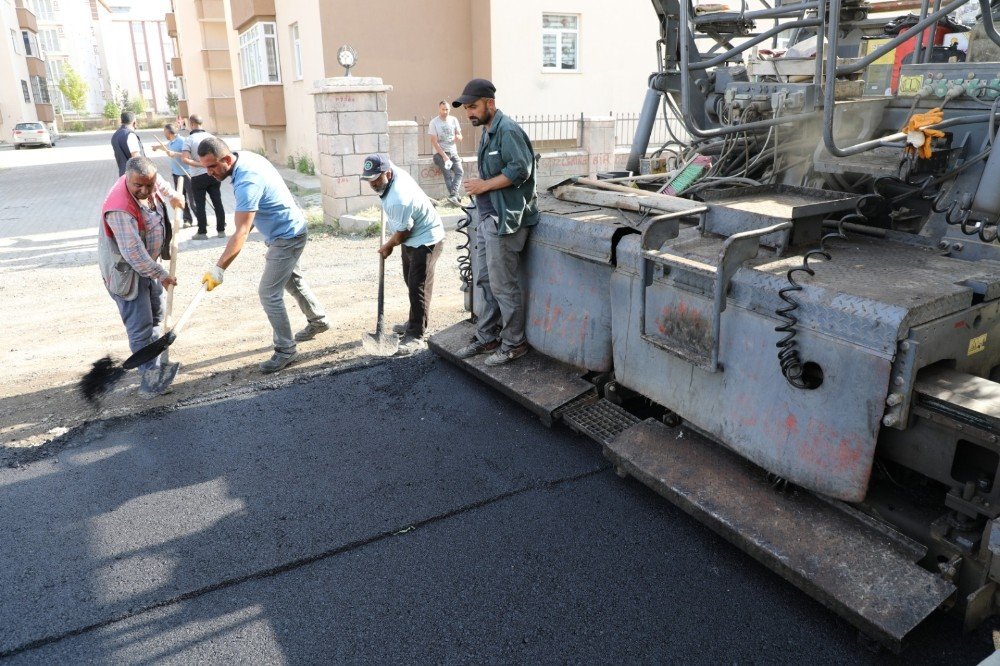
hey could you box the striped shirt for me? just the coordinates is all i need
[104,174,180,281]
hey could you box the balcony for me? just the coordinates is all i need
[35,103,53,123]
[165,12,177,37]
[195,0,225,22]
[230,0,275,32]
[26,56,46,78]
[171,57,183,77]
[178,99,189,119]
[239,85,285,128]
[202,49,230,71]
[16,6,37,33]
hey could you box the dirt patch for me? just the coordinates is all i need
[0,229,470,467]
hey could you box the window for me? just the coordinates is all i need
[39,29,60,52]
[30,75,50,104]
[29,0,54,21]
[22,30,40,57]
[542,13,579,71]
[140,81,150,91]
[239,22,280,87]
[138,62,148,72]
[165,61,171,72]
[290,23,302,80]
[21,80,30,103]
[10,29,20,55]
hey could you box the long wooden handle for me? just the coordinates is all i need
[375,207,386,334]
[171,284,208,337]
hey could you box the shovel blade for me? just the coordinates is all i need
[122,331,176,370]
[362,331,399,356]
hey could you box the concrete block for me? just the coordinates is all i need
[315,92,377,113]
[318,134,354,156]
[343,153,368,177]
[376,92,387,112]
[316,112,339,135]
[319,153,343,178]
[322,174,361,198]
[353,133,382,155]
[378,135,389,152]
[338,213,372,233]
[322,194,347,220]
[339,111,388,135]
[346,194,381,214]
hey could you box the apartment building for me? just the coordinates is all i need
[167,0,238,133]
[1,0,54,136]
[104,3,177,115]
[25,0,114,116]
[166,0,659,165]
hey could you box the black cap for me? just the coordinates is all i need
[360,153,392,180]
[452,78,496,107]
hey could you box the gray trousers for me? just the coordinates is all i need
[474,214,529,352]
[259,233,327,354]
[433,151,464,198]
[111,276,163,374]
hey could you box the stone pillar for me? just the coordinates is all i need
[311,77,392,222]
[580,116,616,177]
[388,120,419,178]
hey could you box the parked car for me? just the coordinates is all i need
[12,122,54,149]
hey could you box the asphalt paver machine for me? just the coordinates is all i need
[430,0,1000,650]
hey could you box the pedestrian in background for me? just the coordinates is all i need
[454,78,538,367]
[197,137,330,374]
[360,154,446,355]
[428,100,464,206]
[111,111,144,177]
[161,114,226,240]
[152,123,194,228]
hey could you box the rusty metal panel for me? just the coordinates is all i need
[606,419,956,651]
[428,321,594,426]
[613,234,890,501]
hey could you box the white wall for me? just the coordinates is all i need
[0,0,38,132]
[487,0,660,118]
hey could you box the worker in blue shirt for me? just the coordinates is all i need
[196,137,330,374]
[360,153,446,356]
[152,123,193,227]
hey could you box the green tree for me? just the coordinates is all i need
[117,87,131,112]
[57,63,88,114]
[128,96,146,116]
[102,100,121,121]
[166,91,179,115]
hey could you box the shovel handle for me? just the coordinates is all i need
[171,283,208,336]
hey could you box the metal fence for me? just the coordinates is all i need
[412,111,689,156]
[416,113,584,156]
[614,112,689,149]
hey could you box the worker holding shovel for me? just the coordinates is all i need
[97,156,186,398]
[196,137,330,374]
[361,154,446,355]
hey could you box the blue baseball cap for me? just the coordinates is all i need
[360,153,392,180]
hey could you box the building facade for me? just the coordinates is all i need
[104,3,178,116]
[165,0,660,167]
[1,0,54,137]
[167,0,238,133]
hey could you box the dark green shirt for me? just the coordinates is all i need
[476,109,539,235]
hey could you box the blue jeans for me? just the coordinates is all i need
[259,233,326,354]
[110,276,164,374]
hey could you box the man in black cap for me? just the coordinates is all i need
[452,78,538,366]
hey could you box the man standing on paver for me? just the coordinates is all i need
[196,137,330,374]
[152,123,194,228]
[161,114,226,240]
[454,78,538,367]
[98,156,185,396]
[110,111,144,177]
[428,100,464,206]
[360,154,446,356]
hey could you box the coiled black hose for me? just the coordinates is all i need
[933,187,1000,243]
[455,204,476,318]
[774,193,883,389]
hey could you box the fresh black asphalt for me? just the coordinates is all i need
[0,354,995,663]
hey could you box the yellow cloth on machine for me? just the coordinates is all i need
[901,108,945,159]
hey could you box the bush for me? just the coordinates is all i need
[103,100,122,121]
[296,155,315,176]
[70,121,86,133]
[286,155,296,170]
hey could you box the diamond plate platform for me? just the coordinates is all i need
[558,396,641,445]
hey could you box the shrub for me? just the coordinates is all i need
[102,100,122,121]
[296,155,315,176]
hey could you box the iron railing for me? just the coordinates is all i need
[614,112,689,149]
